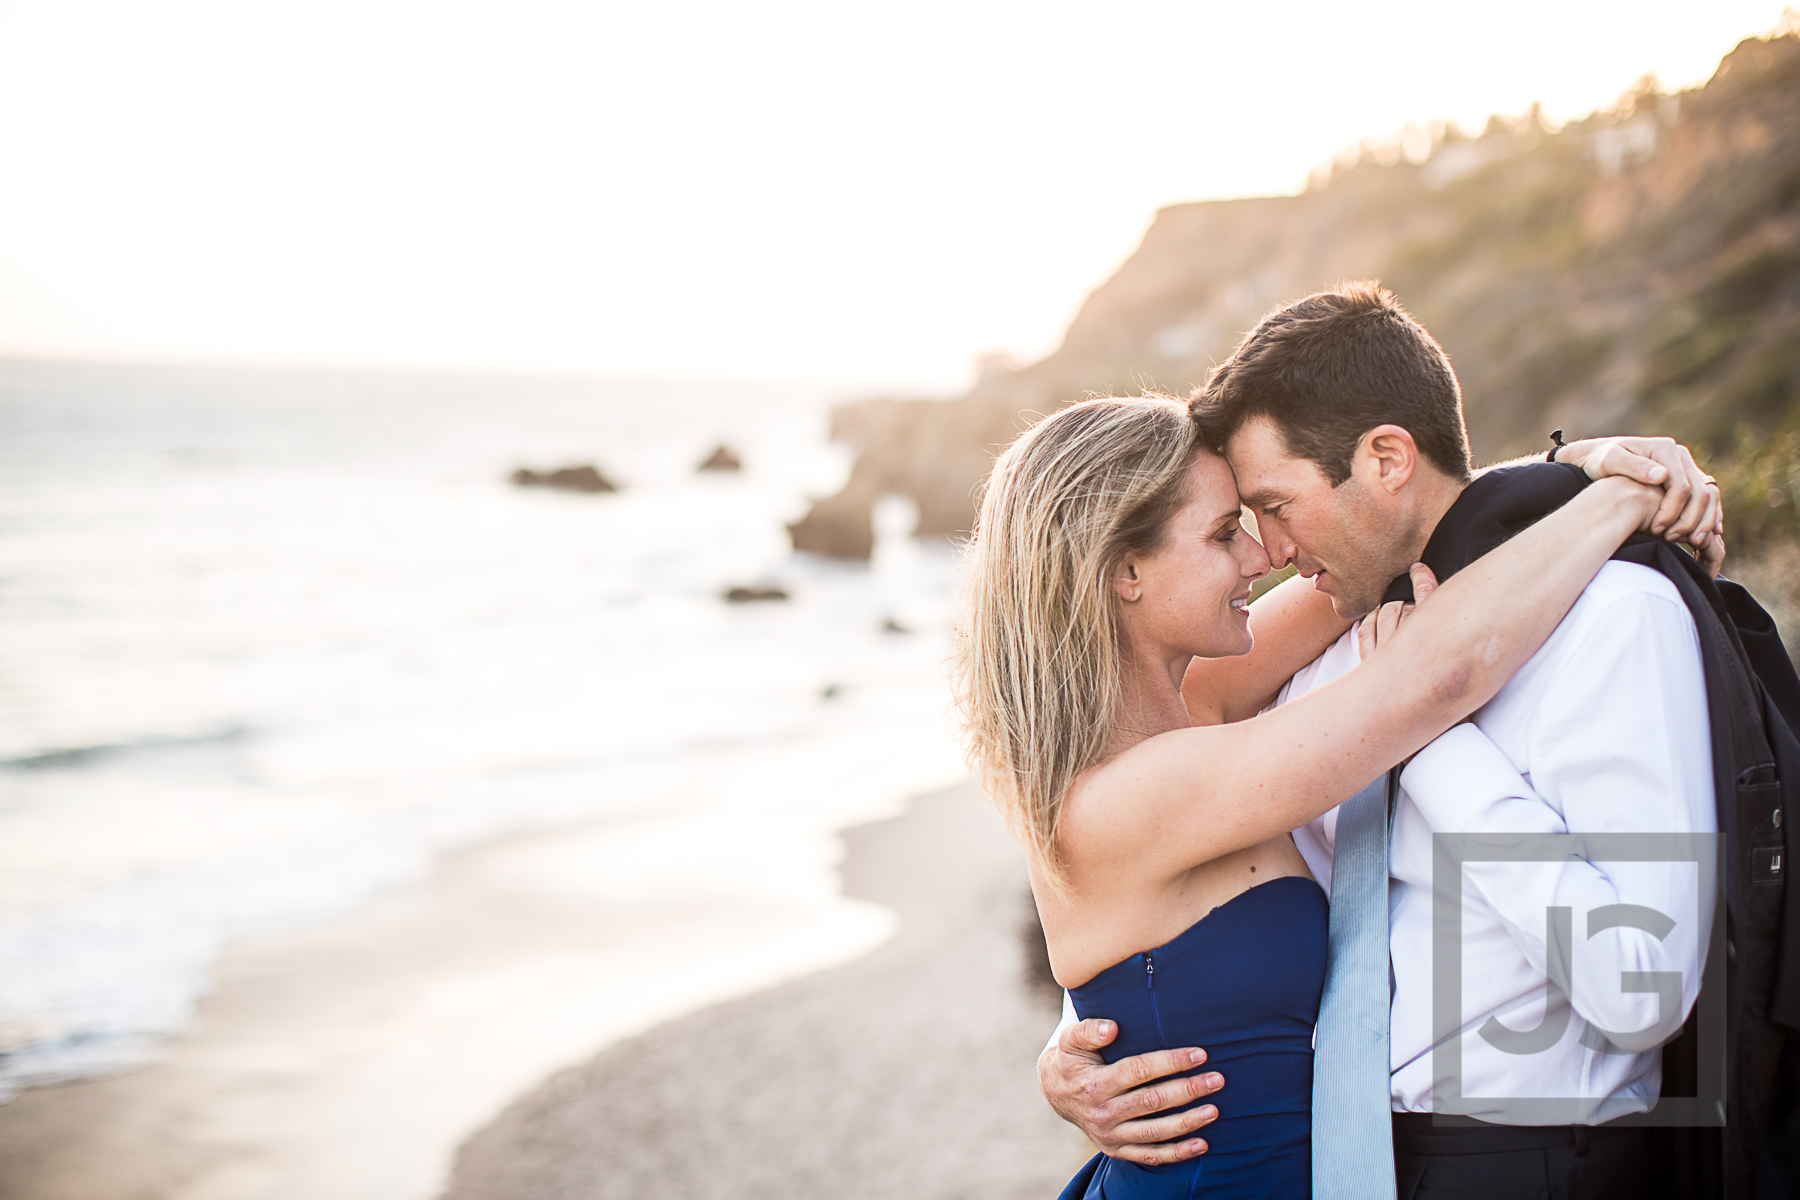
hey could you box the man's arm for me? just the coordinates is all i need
[1038,1011,1223,1165]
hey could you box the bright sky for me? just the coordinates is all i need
[0,1,1793,391]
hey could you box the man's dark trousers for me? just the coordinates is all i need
[1391,1114,1650,1199]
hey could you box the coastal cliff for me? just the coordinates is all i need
[792,30,1800,561]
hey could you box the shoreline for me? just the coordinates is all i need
[442,783,1087,1200]
[0,802,903,1200]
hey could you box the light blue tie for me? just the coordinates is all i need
[1311,772,1398,1200]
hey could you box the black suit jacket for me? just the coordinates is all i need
[1383,463,1800,1199]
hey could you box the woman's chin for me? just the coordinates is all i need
[1224,611,1255,656]
[1192,628,1254,659]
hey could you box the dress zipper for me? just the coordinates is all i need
[1144,950,1170,1048]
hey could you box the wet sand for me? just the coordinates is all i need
[441,784,1089,1200]
[0,784,1085,1199]
[0,806,901,1200]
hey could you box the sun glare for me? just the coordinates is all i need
[0,0,1792,388]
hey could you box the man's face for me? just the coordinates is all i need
[1223,416,1412,620]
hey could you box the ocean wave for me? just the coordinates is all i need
[0,727,252,773]
[0,361,963,1100]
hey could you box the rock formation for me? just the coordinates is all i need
[791,30,1800,561]
[723,584,789,603]
[697,445,743,472]
[510,465,619,493]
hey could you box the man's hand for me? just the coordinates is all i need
[1557,436,1725,576]
[1038,1018,1222,1165]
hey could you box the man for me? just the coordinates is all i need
[1040,283,1725,1199]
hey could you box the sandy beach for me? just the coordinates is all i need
[443,783,1088,1200]
[0,783,1087,1199]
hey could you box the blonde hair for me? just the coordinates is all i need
[952,396,1202,890]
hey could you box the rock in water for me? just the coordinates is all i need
[696,445,742,472]
[788,471,877,560]
[510,465,619,493]
[786,399,984,562]
[723,584,789,603]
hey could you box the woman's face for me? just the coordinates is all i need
[1114,451,1271,659]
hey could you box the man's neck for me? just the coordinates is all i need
[1404,470,1470,565]
[1377,468,1510,606]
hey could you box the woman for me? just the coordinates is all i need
[952,396,1712,1199]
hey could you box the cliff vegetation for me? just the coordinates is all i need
[792,28,1800,578]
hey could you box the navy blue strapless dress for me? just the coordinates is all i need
[1060,875,1328,1200]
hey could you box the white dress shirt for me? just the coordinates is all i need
[1282,560,1716,1123]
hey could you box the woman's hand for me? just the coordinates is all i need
[1358,564,1477,751]
[1356,563,1440,660]
[1555,436,1725,576]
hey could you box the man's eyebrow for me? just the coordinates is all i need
[1237,488,1286,510]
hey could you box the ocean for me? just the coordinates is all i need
[0,359,968,1101]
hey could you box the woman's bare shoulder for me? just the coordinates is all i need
[1043,833,1317,987]
[1056,723,1235,865]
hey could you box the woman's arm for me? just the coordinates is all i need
[1178,573,1347,726]
[1179,437,1724,727]
[1062,475,1662,887]
[1555,436,1724,573]
[1492,434,1724,573]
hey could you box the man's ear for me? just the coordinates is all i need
[1108,559,1143,603]
[1358,424,1419,495]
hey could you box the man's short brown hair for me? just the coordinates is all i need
[1190,282,1473,485]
